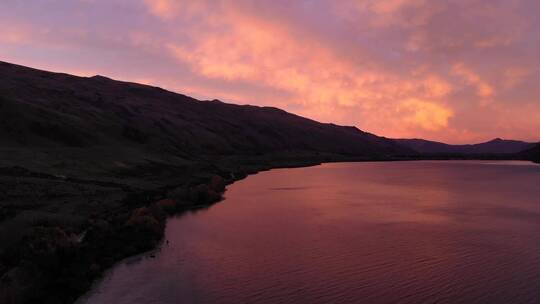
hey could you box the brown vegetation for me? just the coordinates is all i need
[0,172,232,304]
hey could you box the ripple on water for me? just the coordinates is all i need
[78,161,540,304]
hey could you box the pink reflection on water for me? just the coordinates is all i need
[79,161,540,304]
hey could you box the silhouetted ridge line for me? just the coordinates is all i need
[0,61,409,159]
[395,138,534,154]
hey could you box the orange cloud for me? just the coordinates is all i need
[67,0,529,142]
[143,0,178,20]
[452,63,495,99]
[143,0,214,21]
[399,98,453,131]
[4,0,538,143]
[164,5,460,136]
[166,16,380,108]
[421,75,453,98]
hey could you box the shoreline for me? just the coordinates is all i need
[76,158,540,303]
[0,155,537,304]
[0,153,333,304]
[74,160,540,304]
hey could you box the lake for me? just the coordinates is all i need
[78,161,540,304]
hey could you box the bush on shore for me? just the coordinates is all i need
[0,173,229,304]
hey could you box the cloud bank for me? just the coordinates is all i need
[1,0,539,143]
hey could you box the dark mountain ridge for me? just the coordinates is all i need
[0,61,415,304]
[395,138,534,155]
[519,143,540,163]
[1,61,537,304]
[0,61,408,172]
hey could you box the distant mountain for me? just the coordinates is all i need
[0,61,410,177]
[395,138,535,155]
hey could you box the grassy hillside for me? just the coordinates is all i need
[0,61,408,178]
[0,61,412,304]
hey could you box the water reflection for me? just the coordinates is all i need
[79,161,540,304]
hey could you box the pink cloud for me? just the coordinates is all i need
[0,0,539,144]
[452,63,495,100]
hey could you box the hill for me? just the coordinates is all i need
[0,61,408,178]
[395,138,534,155]
[519,143,540,163]
[0,61,411,304]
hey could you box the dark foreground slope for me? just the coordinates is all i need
[520,143,540,163]
[0,61,405,166]
[0,61,411,304]
[396,138,534,155]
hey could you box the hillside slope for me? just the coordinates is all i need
[0,61,408,178]
[520,143,540,163]
[0,61,415,304]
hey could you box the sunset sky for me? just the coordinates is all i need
[1,0,539,144]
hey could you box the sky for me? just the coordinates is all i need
[1,0,539,144]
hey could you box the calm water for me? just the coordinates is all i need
[79,161,540,304]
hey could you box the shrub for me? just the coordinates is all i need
[21,226,77,270]
[209,175,225,192]
[156,199,177,214]
[125,207,164,237]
